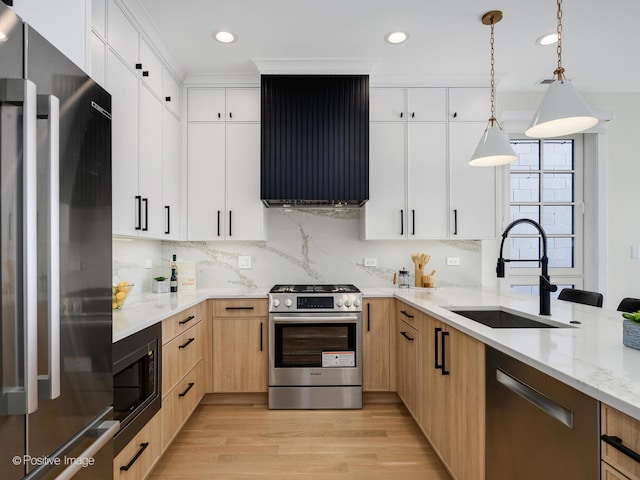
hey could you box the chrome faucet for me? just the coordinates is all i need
[496,219,557,315]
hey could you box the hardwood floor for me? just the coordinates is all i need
[150,401,451,479]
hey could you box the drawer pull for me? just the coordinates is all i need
[400,310,414,319]
[400,331,414,342]
[178,315,195,325]
[119,442,149,471]
[178,337,195,349]
[225,306,255,310]
[179,382,195,397]
[601,434,640,464]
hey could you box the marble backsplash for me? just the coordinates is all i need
[113,209,483,295]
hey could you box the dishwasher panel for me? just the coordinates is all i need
[486,346,599,480]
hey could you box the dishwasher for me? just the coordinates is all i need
[486,346,599,479]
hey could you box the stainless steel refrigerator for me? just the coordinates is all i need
[1,4,117,479]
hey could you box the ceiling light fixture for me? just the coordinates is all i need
[526,0,598,138]
[215,31,236,43]
[536,32,558,46]
[469,10,517,167]
[384,31,408,44]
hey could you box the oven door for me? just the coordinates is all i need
[269,313,362,386]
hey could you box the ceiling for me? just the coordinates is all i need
[132,0,640,92]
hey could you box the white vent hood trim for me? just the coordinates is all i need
[252,58,379,75]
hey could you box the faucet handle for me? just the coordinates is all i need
[541,276,557,292]
[496,258,506,278]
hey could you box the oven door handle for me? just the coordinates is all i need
[271,316,360,323]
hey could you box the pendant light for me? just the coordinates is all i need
[469,10,517,167]
[525,0,598,138]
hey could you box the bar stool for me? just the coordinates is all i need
[557,288,603,308]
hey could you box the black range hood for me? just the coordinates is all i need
[260,75,369,208]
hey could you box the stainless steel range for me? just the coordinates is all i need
[268,284,363,409]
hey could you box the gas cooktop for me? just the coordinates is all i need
[270,284,360,294]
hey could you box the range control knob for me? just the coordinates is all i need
[272,298,280,308]
[335,298,344,307]
[284,298,293,308]
[354,298,361,307]
[345,298,352,307]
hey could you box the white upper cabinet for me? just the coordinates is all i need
[163,67,182,117]
[162,110,182,239]
[407,88,448,122]
[369,88,405,122]
[107,0,139,69]
[138,38,163,98]
[226,89,261,122]
[91,32,106,87]
[188,88,226,122]
[448,88,491,122]
[92,0,106,39]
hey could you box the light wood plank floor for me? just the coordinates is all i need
[150,402,451,479]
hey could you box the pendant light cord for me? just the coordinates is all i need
[490,17,496,125]
[555,0,565,82]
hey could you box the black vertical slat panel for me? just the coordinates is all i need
[260,75,369,205]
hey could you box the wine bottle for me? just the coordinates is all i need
[170,254,178,292]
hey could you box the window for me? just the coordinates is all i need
[506,137,583,294]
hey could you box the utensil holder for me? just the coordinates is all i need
[414,268,424,287]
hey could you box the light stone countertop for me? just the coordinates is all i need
[113,285,640,421]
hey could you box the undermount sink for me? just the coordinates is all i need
[447,307,572,329]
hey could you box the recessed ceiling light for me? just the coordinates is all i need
[536,32,558,46]
[215,31,236,43]
[0,31,7,42]
[385,31,408,44]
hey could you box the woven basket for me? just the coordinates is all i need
[623,319,640,350]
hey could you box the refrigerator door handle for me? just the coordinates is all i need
[37,94,61,400]
[55,420,120,480]
[0,79,39,415]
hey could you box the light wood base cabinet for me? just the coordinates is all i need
[602,404,640,480]
[395,302,423,420]
[362,298,391,391]
[113,412,161,480]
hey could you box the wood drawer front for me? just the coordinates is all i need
[602,462,631,480]
[396,301,421,330]
[602,404,640,479]
[114,412,161,480]
[212,298,268,317]
[161,362,203,451]
[162,322,203,394]
[162,305,199,344]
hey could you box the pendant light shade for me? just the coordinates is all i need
[469,11,517,167]
[470,123,518,167]
[526,0,598,138]
[525,80,598,138]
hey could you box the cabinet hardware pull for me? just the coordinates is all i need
[441,331,450,375]
[411,209,415,235]
[400,209,404,236]
[217,210,221,237]
[435,327,443,370]
[260,322,263,352]
[120,442,149,471]
[453,112,458,118]
[142,198,148,231]
[229,210,232,236]
[229,112,233,119]
[453,209,458,235]
[135,63,142,70]
[178,337,195,349]
[142,71,149,77]
[601,434,640,464]
[400,310,414,319]
[400,331,414,341]
[218,112,221,119]
[135,195,142,230]
[225,306,255,310]
[411,112,415,118]
[178,382,195,397]
[178,315,195,325]
[367,303,371,332]
[165,96,171,102]
[165,205,170,234]
[400,112,404,118]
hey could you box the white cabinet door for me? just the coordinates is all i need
[370,88,405,122]
[108,50,139,235]
[407,123,448,239]
[107,0,138,69]
[163,67,181,117]
[226,89,260,122]
[226,123,265,240]
[187,123,226,240]
[449,122,496,239]
[448,88,491,122]
[188,88,225,122]
[91,32,106,88]
[363,123,406,239]
[138,84,164,238]
[92,0,106,38]
[407,88,448,122]
[162,109,182,239]
[139,38,163,98]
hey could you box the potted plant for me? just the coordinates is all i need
[622,310,640,350]
[152,276,169,293]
